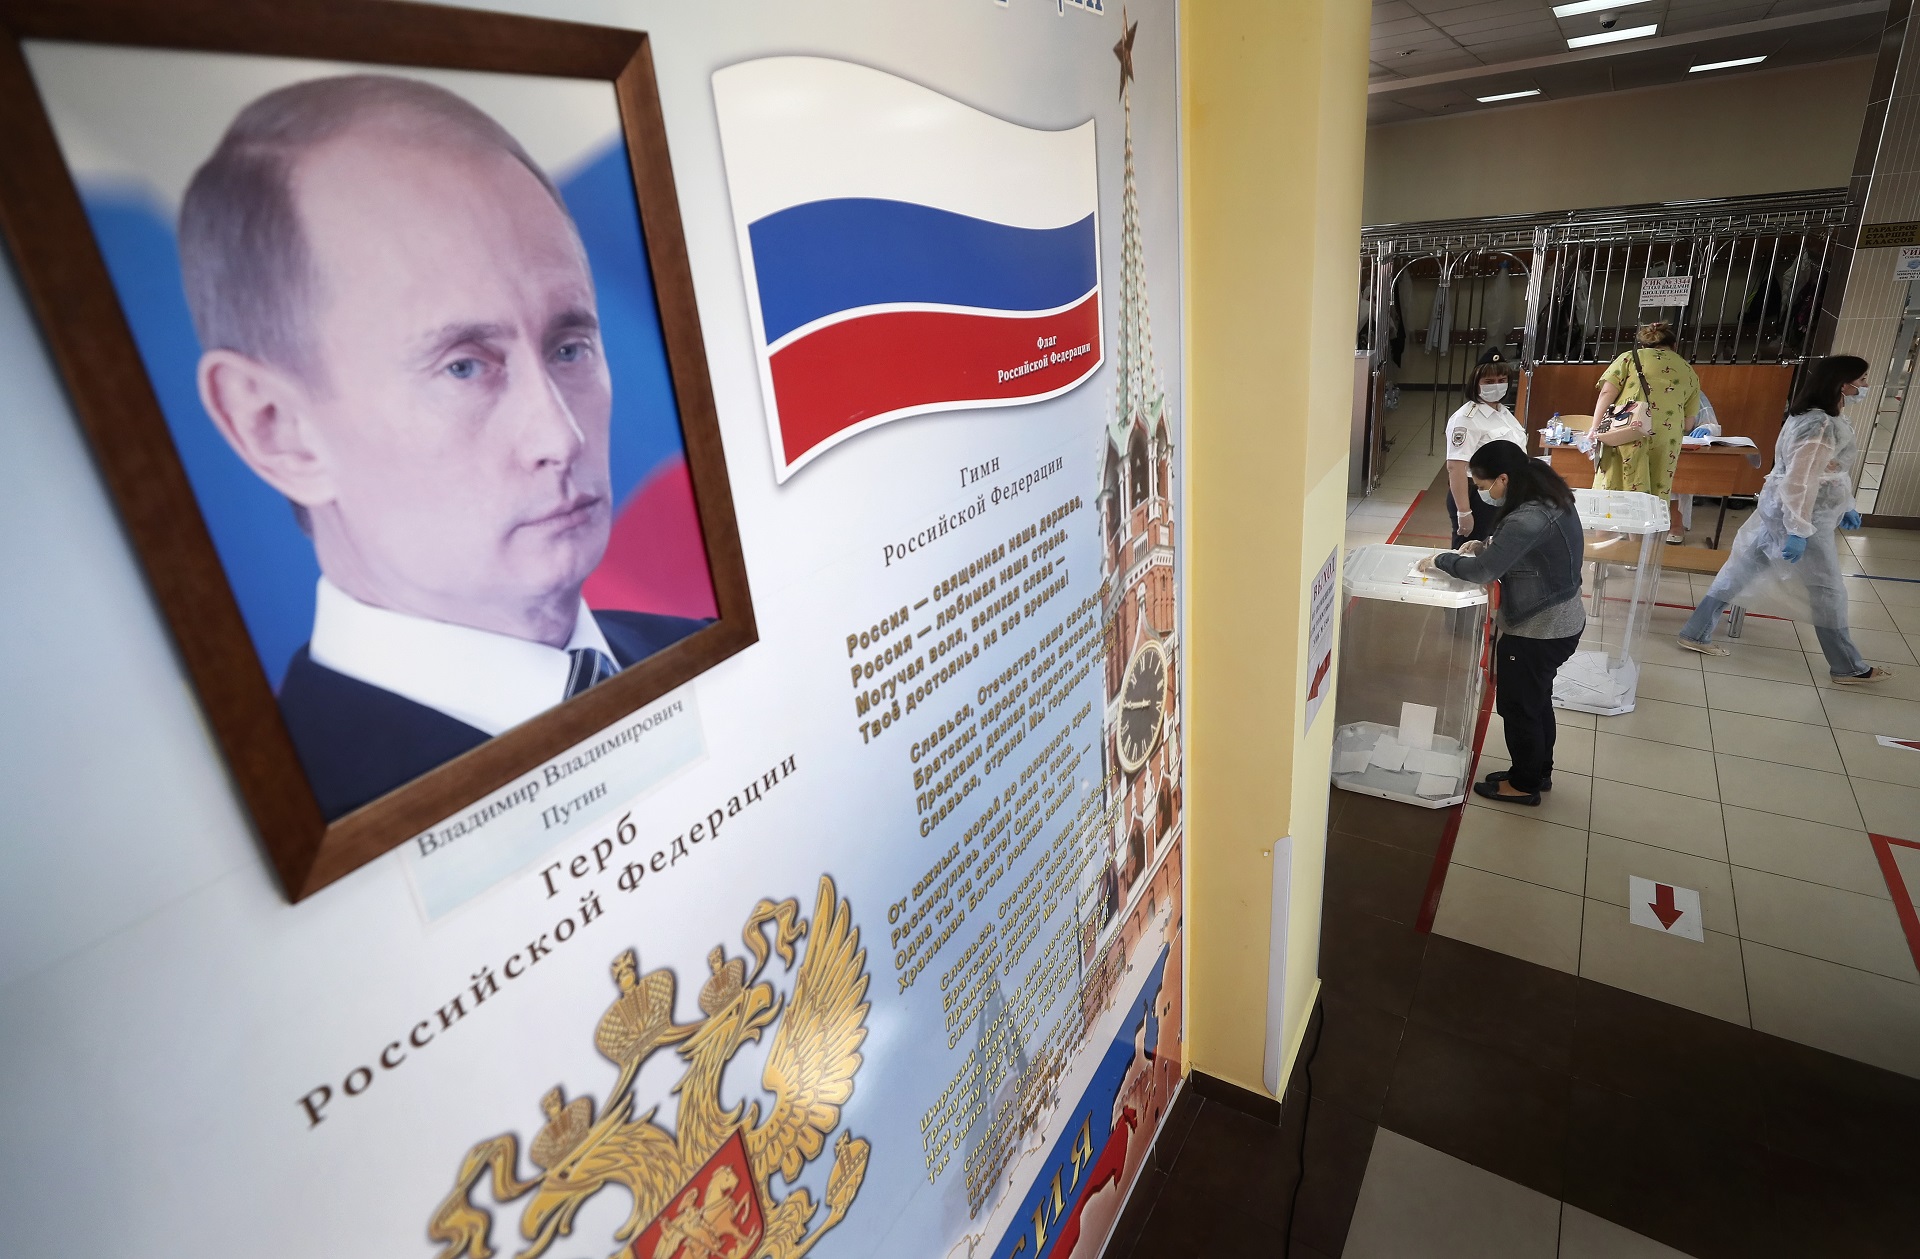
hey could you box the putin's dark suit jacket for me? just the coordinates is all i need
[278,609,706,821]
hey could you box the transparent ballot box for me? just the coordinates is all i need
[1331,545,1490,810]
[1553,489,1668,717]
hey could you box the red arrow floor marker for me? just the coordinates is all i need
[1628,876,1702,940]
[1650,883,1684,930]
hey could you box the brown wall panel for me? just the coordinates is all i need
[1527,362,1793,493]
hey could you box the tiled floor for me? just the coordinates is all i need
[1343,402,1452,551]
[1346,446,1920,1077]
[1108,781,1920,1259]
[1431,528,1920,1077]
[1344,1129,1695,1258]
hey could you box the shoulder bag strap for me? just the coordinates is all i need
[1627,347,1655,401]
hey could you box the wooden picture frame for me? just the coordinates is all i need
[0,0,754,900]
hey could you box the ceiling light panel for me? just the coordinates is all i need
[1552,0,1652,15]
[1690,55,1768,72]
[1567,23,1659,48]
[1476,88,1543,101]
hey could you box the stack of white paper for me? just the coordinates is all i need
[1553,650,1635,712]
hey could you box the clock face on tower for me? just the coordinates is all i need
[1116,638,1168,775]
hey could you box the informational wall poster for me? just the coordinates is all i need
[1306,548,1338,734]
[0,3,1184,1258]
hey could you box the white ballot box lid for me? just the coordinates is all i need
[1343,544,1490,609]
[1573,488,1666,535]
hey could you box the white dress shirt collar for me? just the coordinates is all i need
[307,578,614,737]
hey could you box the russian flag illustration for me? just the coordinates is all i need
[713,57,1102,481]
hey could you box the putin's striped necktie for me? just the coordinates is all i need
[564,647,618,700]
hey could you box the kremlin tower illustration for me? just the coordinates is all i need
[1094,10,1182,993]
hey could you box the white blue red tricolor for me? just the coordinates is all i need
[714,57,1103,480]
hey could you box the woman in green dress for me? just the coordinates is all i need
[1592,321,1701,542]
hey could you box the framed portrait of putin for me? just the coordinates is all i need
[0,0,755,900]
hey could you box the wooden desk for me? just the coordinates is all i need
[1546,443,1762,547]
[1527,362,1790,494]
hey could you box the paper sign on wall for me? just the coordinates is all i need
[1638,275,1692,308]
[1896,246,1920,280]
[1305,547,1338,732]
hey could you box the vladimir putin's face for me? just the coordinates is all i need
[207,118,613,647]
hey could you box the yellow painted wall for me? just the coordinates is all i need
[1182,0,1367,1097]
[1365,56,1872,225]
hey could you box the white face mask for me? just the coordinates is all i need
[1479,383,1507,403]
[1842,388,1864,409]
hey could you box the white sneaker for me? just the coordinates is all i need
[1675,636,1729,657]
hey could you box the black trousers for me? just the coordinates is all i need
[1445,484,1500,549]
[1494,631,1582,792]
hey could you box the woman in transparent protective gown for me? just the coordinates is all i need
[1676,355,1893,685]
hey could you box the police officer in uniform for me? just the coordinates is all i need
[1444,351,1529,548]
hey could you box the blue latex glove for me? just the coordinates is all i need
[1689,425,1715,438]
[1782,534,1808,563]
[1841,510,1863,531]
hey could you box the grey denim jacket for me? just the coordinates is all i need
[1433,499,1583,624]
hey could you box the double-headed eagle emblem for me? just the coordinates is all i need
[429,876,872,1259]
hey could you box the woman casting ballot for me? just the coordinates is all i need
[1418,440,1585,806]
[1443,357,1530,549]
[1675,355,1893,684]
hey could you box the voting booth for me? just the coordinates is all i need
[1553,488,1668,716]
[1331,544,1491,809]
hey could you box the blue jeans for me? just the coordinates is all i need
[1681,596,1869,677]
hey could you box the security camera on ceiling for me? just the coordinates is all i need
[1598,13,1619,29]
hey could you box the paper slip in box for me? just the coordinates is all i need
[1398,702,1438,752]
[1415,773,1458,798]
[1334,747,1372,775]
[1369,737,1408,772]
[1404,748,1464,777]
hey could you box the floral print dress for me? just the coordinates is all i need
[1594,346,1701,497]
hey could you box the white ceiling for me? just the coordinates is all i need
[1369,0,1886,122]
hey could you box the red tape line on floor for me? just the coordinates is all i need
[1652,600,1788,621]
[1385,491,1424,545]
[1869,833,1920,978]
